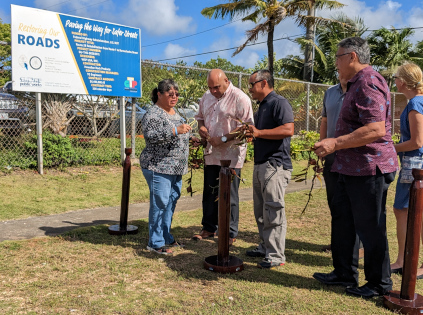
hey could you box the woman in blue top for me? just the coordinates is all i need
[140,79,191,255]
[390,63,423,276]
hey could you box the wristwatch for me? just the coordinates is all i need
[221,136,227,143]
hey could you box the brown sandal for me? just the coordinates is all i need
[192,230,215,240]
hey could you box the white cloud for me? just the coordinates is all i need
[233,50,260,69]
[386,0,402,10]
[407,8,423,42]
[34,0,108,16]
[35,0,196,35]
[229,17,301,67]
[319,0,404,30]
[118,0,195,35]
[231,18,256,34]
[206,36,232,59]
[163,43,196,61]
[317,0,423,45]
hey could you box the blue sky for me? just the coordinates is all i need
[1,0,422,69]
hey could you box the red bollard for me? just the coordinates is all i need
[204,160,244,273]
[384,169,423,313]
[108,148,138,235]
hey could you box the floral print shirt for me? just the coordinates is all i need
[140,104,189,175]
[333,66,398,176]
[195,82,254,168]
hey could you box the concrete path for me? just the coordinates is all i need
[0,180,318,242]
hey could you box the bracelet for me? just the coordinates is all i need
[175,127,178,135]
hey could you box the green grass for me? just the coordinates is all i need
[0,160,308,221]
[0,182,418,314]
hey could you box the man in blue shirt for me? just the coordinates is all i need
[245,69,294,269]
[320,79,347,252]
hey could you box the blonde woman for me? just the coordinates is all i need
[390,63,423,277]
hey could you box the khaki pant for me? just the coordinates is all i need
[253,161,291,263]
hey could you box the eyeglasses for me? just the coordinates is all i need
[249,79,264,88]
[335,52,351,59]
[166,92,179,98]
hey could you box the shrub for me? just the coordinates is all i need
[245,142,254,162]
[24,131,77,167]
[290,130,319,160]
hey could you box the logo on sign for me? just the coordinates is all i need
[18,55,28,70]
[19,77,42,87]
[30,56,42,70]
[124,77,138,91]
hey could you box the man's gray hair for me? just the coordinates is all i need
[251,69,274,88]
[338,37,370,64]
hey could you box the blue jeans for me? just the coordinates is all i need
[142,168,182,249]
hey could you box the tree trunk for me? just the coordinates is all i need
[267,17,274,77]
[303,0,316,82]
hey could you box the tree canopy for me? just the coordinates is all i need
[368,27,419,89]
[0,19,11,86]
[201,0,344,77]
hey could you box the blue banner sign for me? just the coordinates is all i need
[12,5,141,97]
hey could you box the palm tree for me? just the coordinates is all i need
[412,40,423,70]
[279,13,366,84]
[312,13,366,83]
[201,0,344,77]
[367,27,419,89]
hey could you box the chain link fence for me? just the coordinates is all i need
[0,60,405,172]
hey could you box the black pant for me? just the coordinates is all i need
[201,165,240,238]
[324,163,364,250]
[331,168,395,291]
[323,159,339,213]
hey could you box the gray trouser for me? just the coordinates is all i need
[253,161,291,263]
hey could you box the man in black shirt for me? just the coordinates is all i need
[246,70,294,269]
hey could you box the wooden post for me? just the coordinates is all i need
[217,160,231,265]
[119,97,126,164]
[108,148,138,235]
[204,160,243,273]
[383,169,423,313]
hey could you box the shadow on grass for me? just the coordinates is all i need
[55,220,388,309]
[160,249,345,295]
[57,219,333,271]
[39,220,122,236]
[56,220,354,297]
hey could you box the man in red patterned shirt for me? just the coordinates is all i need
[313,37,398,298]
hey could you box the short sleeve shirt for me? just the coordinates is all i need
[140,105,189,175]
[322,83,345,138]
[253,91,294,169]
[195,82,254,168]
[333,66,398,176]
[400,95,423,158]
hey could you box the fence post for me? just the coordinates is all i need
[131,98,136,159]
[35,92,43,175]
[119,97,126,164]
[306,83,310,132]
[238,73,242,89]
